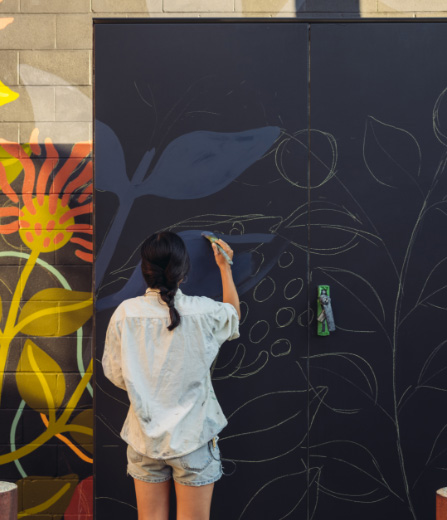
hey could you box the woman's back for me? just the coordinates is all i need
[103,288,239,460]
[102,231,241,520]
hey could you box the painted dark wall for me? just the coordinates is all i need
[95,21,447,519]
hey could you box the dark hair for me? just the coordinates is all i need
[140,232,190,331]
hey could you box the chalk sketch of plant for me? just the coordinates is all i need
[96,84,447,518]
[273,88,447,519]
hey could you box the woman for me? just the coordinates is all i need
[102,232,240,520]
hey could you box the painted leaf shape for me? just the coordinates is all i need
[17,474,78,518]
[96,230,279,311]
[64,476,93,518]
[239,467,319,520]
[95,120,129,192]
[141,127,280,199]
[0,142,31,184]
[16,339,65,413]
[179,230,277,298]
[363,116,421,189]
[0,79,19,107]
[17,288,93,336]
[69,409,93,453]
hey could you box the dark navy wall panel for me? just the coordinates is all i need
[309,23,447,520]
[95,22,309,520]
[95,20,447,520]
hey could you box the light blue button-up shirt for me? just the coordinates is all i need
[102,288,240,460]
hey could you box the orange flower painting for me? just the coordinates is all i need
[0,135,93,262]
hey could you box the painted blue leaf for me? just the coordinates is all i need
[179,230,280,298]
[95,120,129,192]
[96,230,281,311]
[141,127,280,199]
[95,123,280,286]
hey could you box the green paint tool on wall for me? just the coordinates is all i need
[317,285,336,336]
[202,232,233,265]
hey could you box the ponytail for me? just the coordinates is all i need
[159,287,180,331]
[140,232,190,330]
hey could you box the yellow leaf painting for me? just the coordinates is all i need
[68,409,93,454]
[16,339,65,415]
[0,79,19,106]
[16,288,93,336]
[16,474,78,519]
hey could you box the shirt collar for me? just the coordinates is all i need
[145,288,183,296]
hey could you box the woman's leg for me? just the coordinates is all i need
[174,481,214,520]
[134,478,171,520]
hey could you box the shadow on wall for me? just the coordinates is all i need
[296,0,361,17]
[238,0,359,17]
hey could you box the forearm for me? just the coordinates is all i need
[220,265,241,319]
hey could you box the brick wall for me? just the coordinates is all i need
[0,0,446,518]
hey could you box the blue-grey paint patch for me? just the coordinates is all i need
[143,127,281,200]
[96,230,282,310]
[95,120,280,286]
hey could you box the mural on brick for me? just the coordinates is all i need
[0,13,18,109]
[0,131,93,519]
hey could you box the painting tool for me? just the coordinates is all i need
[317,285,336,336]
[201,232,233,265]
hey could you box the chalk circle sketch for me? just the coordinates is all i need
[235,350,269,379]
[433,86,447,147]
[251,250,265,277]
[275,307,296,328]
[229,221,245,235]
[298,308,314,327]
[253,276,276,302]
[284,277,304,300]
[270,338,292,358]
[249,320,270,344]
[278,250,294,268]
[275,129,337,189]
[239,301,249,325]
[212,343,245,380]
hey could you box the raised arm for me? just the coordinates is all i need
[212,239,241,319]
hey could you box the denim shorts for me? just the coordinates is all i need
[127,437,222,487]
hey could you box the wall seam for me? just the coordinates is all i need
[306,20,311,520]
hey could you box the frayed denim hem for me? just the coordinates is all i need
[127,469,171,484]
[173,468,223,487]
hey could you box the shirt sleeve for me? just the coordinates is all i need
[207,301,240,346]
[102,313,127,390]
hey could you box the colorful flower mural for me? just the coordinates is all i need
[0,131,93,519]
